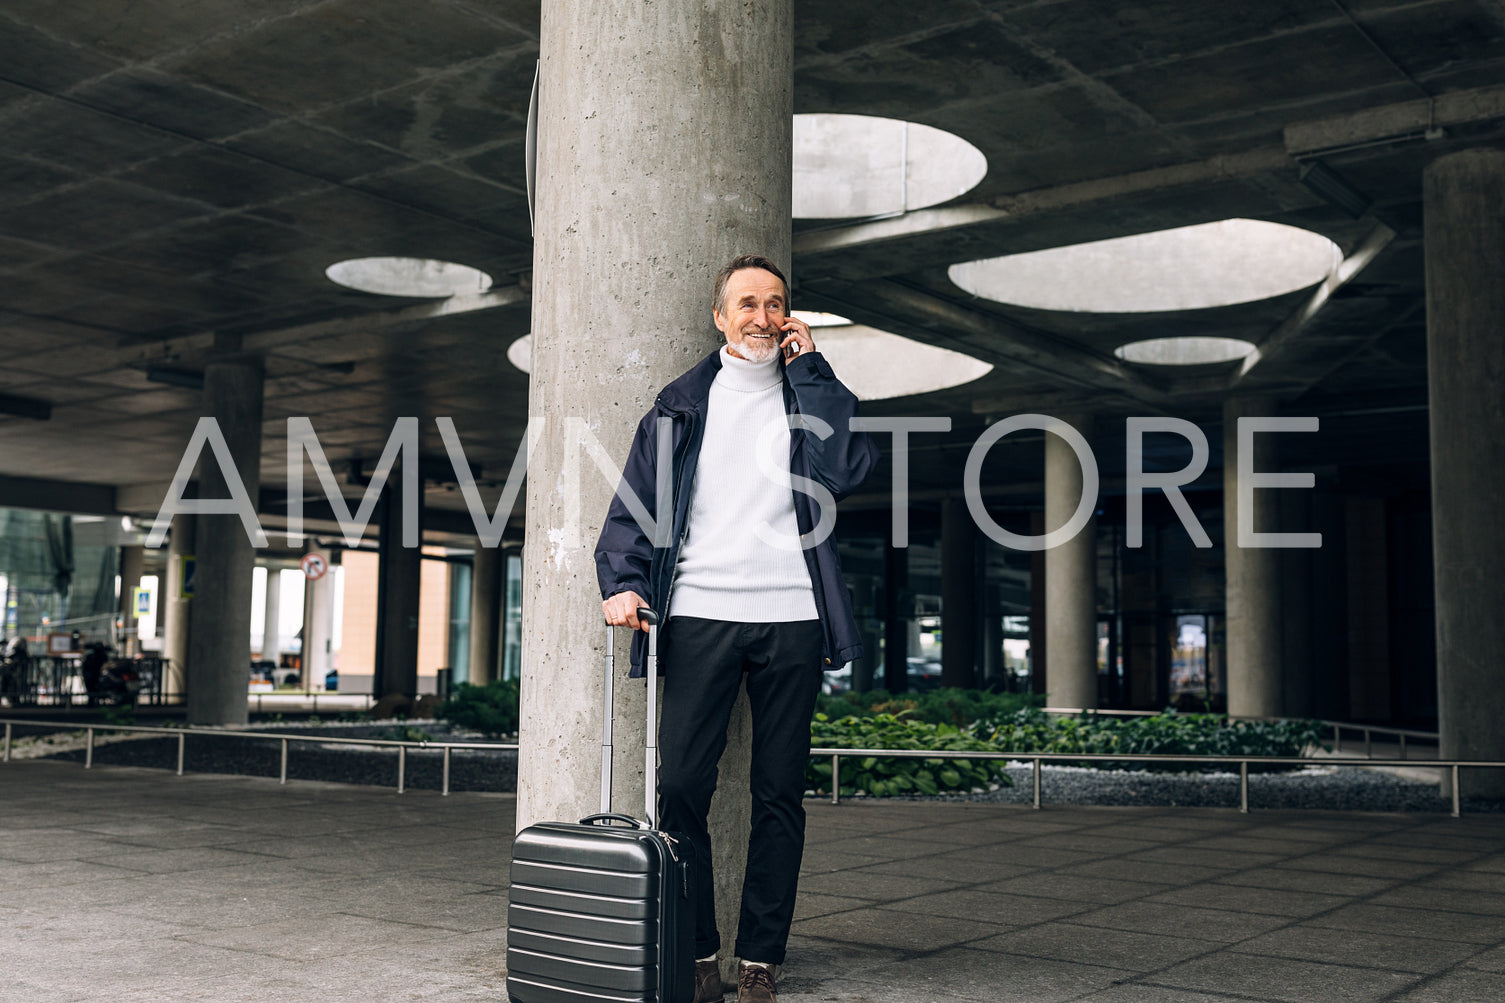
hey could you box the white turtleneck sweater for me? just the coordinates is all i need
[667,347,818,623]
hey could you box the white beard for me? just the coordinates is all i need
[734,330,781,363]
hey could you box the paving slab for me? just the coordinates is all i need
[1387,968,1505,1001]
[4,759,1505,1003]
[1143,882,1352,917]
[849,946,1135,1003]
[1147,953,1424,1001]
[967,921,1224,971]
[1229,926,1482,974]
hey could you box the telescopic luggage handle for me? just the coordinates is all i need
[602,607,661,827]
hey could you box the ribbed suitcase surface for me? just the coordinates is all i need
[506,610,692,1003]
[506,820,692,1003]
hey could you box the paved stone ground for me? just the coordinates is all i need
[2,760,1503,1002]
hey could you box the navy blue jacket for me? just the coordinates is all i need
[595,348,878,677]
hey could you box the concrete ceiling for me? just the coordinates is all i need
[2,0,1498,537]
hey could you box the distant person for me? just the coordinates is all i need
[81,643,108,706]
[596,255,876,1003]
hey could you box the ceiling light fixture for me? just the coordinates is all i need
[791,311,853,328]
[325,257,493,298]
[794,113,987,220]
[949,219,1341,314]
[1115,337,1257,366]
[506,329,991,401]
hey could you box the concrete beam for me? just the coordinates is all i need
[1232,220,1397,389]
[802,277,1168,408]
[0,473,116,515]
[792,85,1505,267]
[115,285,528,369]
[1285,84,1505,159]
[793,147,1290,259]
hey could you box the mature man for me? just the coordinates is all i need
[595,254,877,1003]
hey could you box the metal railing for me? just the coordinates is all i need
[1321,720,1438,760]
[0,655,168,707]
[248,690,377,713]
[809,745,1505,818]
[1,718,516,797]
[9,717,1495,818]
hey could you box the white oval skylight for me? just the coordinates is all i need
[948,219,1341,313]
[506,328,991,401]
[506,333,532,373]
[791,310,853,328]
[1116,337,1256,366]
[326,257,492,297]
[794,114,988,220]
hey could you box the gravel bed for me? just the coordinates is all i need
[35,724,1500,813]
[868,762,1502,813]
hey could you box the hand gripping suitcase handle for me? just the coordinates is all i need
[602,607,661,826]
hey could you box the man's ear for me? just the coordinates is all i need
[712,309,727,334]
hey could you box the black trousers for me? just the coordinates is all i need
[656,616,824,966]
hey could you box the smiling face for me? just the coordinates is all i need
[714,267,788,363]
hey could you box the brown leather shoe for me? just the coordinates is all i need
[736,963,776,1003]
[694,960,724,1003]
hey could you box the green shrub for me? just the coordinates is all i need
[438,679,521,737]
[102,705,136,726]
[807,712,1013,798]
[815,688,1043,727]
[972,708,1330,770]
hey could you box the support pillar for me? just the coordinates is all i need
[520,0,791,979]
[1425,149,1505,798]
[1045,414,1097,710]
[374,471,421,699]
[469,543,502,685]
[260,565,281,662]
[186,359,263,726]
[883,536,908,692]
[302,546,334,692]
[940,497,977,689]
[1029,511,1047,696]
[161,514,194,699]
[1223,395,1282,718]
[1279,489,1314,719]
[117,545,144,656]
[981,604,1003,689]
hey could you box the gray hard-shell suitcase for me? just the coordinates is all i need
[506,609,695,1003]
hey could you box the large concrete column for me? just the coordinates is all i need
[302,546,335,691]
[1425,149,1505,798]
[1279,489,1314,719]
[940,497,977,689]
[469,543,502,685]
[260,565,281,662]
[373,472,422,699]
[1223,395,1282,718]
[186,359,263,726]
[117,545,144,655]
[160,514,194,698]
[883,534,908,693]
[520,0,791,979]
[1045,415,1097,709]
[1029,511,1047,696]
[981,604,1003,689]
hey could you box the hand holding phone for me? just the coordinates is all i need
[779,315,813,361]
